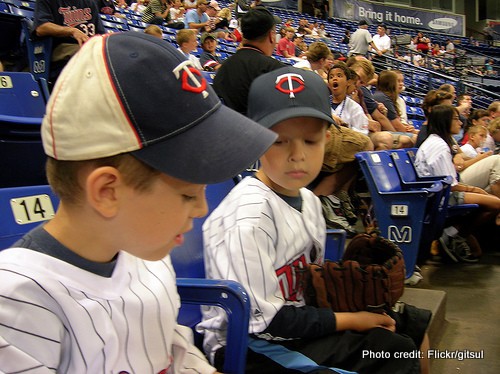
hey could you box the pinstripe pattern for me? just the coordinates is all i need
[0,249,214,373]
[198,177,326,361]
[415,134,459,185]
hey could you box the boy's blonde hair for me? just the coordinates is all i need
[467,125,487,137]
[176,28,197,45]
[46,154,161,205]
[488,101,500,115]
[144,25,163,38]
[346,58,375,81]
[488,117,500,135]
[305,41,330,62]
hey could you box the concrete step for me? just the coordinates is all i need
[399,287,447,348]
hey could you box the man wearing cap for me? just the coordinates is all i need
[348,20,382,57]
[0,32,276,373]
[184,0,210,31]
[212,7,284,115]
[199,32,222,70]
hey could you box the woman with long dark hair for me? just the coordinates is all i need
[415,104,500,262]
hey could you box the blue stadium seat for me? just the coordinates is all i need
[0,71,48,186]
[355,151,445,277]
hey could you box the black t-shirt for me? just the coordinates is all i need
[34,0,105,47]
[213,46,283,115]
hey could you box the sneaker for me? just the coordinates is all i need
[438,232,459,263]
[335,191,358,225]
[319,196,358,237]
[404,272,423,286]
[452,236,479,263]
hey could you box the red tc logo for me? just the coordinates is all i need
[275,73,305,98]
[173,61,209,98]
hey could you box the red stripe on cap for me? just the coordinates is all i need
[101,34,143,148]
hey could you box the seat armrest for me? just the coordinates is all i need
[177,278,250,374]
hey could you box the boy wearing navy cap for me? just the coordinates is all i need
[199,66,430,373]
[0,32,276,373]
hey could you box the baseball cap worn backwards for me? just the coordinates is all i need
[42,32,277,184]
[240,7,281,40]
[247,66,334,129]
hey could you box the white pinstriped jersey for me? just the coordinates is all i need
[0,248,215,373]
[197,177,326,360]
[415,134,459,185]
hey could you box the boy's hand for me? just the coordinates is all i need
[335,311,396,333]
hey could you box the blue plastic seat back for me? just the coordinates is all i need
[170,178,237,278]
[355,151,403,193]
[0,71,47,122]
[0,184,59,250]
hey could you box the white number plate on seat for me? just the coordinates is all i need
[10,194,55,224]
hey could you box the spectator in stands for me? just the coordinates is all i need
[142,0,171,24]
[200,65,431,374]
[234,0,250,18]
[131,0,149,13]
[169,0,186,24]
[293,41,330,73]
[461,125,490,158]
[371,24,391,56]
[445,39,455,55]
[462,109,492,148]
[176,28,202,69]
[488,101,500,121]
[346,58,396,133]
[488,117,500,155]
[416,105,500,262]
[414,31,430,54]
[144,24,163,38]
[485,58,496,76]
[393,69,410,127]
[98,0,126,18]
[183,0,197,9]
[199,32,222,71]
[142,0,184,28]
[33,0,105,85]
[275,27,296,59]
[348,20,382,57]
[341,29,350,44]
[184,0,210,31]
[456,94,473,118]
[373,70,418,145]
[415,89,454,147]
[212,7,283,114]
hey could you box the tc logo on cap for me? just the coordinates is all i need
[173,61,209,98]
[275,73,305,99]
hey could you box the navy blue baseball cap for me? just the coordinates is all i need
[42,32,277,184]
[247,66,334,129]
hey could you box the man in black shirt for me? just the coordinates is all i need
[212,7,283,115]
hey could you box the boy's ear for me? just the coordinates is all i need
[85,167,123,218]
[325,126,332,143]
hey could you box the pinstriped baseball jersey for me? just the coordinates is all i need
[415,134,459,185]
[0,248,214,373]
[197,177,326,360]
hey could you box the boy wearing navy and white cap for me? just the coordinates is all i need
[199,66,430,373]
[0,32,276,373]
